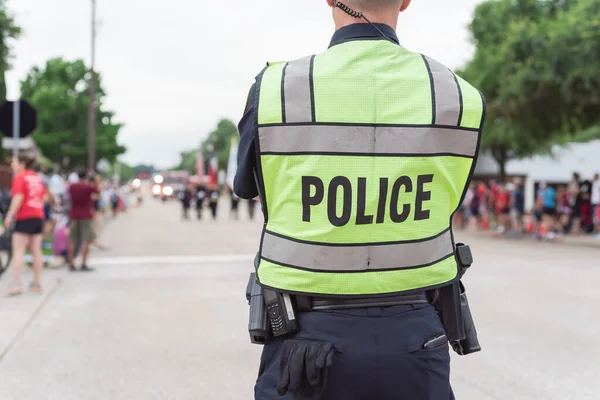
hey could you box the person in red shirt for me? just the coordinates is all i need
[67,170,100,271]
[476,182,489,228]
[4,153,46,296]
[494,184,510,233]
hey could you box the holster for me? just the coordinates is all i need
[432,243,481,356]
[246,272,269,344]
[434,280,465,342]
[452,281,481,355]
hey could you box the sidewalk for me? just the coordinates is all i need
[0,267,67,360]
[0,209,117,360]
[460,228,600,249]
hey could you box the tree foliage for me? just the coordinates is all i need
[108,161,135,184]
[0,1,21,160]
[460,0,600,177]
[132,164,155,176]
[0,0,21,101]
[20,58,126,169]
[174,119,238,174]
[200,119,238,169]
[173,149,197,174]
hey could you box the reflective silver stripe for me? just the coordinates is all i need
[261,230,454,271]
[424,56,461,126]
[259,125,478,157]
[283,55,313,123]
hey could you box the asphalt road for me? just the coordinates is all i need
[0,196,598,400]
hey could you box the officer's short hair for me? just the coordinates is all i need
[347,0,404,12]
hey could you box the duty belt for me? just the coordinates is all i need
[295,292,429,311]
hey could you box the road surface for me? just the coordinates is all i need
[0,196,598,400]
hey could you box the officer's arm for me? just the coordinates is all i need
[234,83,260,200]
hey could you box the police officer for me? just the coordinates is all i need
[235,1,486,398]
[195,183,206,220]
[180,184,193,220]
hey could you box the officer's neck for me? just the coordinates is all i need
[332,9,398,31]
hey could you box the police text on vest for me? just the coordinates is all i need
[301,175,433,227]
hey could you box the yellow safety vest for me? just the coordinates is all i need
[254,39,485,296]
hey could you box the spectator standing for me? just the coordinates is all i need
[567,172,582,233]
[494,183,510,233]
[469,182,482,229]
[532,183,546,238]
[110,186,120,217]
[35,165,50,187]
[556,185,571,234]
[48,168,66,206]
[120,185,130,212]
[4,153,46,295]
[488,179,500,228]
[510,178,525,234]
[42,188,56,241]
[579,177,593,233]
[68,171,79,183]
[67,170,99,272]
[477,181,489,228]
[452,196,466,230]
[87,173,108,251]
[592,173,599,233]
[541,183,557,239]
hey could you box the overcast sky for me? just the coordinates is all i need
[6,0,483,169]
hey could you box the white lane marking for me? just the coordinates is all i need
[88,254,256,266]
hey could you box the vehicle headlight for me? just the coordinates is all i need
[152,185,161,195]
[162,186,173,196]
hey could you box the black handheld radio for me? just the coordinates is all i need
[263,288,298,337]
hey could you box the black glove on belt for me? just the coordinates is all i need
[277,339,336,399]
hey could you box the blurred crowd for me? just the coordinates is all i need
[453,172,600,240]
[1,153,136,296]
[177,182,258,221]
[36,166,131,220]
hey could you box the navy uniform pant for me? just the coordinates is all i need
[254,303,455,400]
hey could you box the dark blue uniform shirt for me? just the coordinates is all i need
[234,23,399,199]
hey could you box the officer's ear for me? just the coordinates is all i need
[326,0,335,7]
[400,0,411,12]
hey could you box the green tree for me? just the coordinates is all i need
[172,149,197,175]
[109,161,135,183]
[103,161,133,184]
[0,0,21,101]
[200,119,238,170]
[171,119,238,176]
[460,0,600,178]
[132,164,155,177]
[20,57,126,169]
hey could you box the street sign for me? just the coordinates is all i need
[0,101,37,138]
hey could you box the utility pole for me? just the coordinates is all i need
[12,100,20,158]
[87,0,97,171]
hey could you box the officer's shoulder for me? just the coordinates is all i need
[417,52,477,88]
[266,60,287,67]
[264,53,313,69]
[251,60,289,83]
